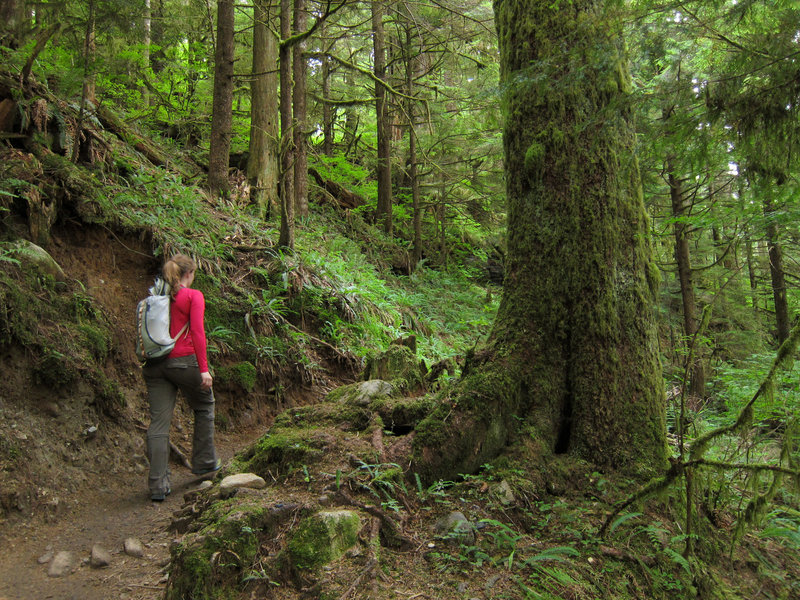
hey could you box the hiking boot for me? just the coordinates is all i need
[192,458,222,477]
[150,488,171,502]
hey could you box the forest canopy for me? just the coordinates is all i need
[1,1,800,596]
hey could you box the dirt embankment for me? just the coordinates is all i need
[0,223,276,599]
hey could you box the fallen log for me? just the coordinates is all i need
[308,167,365,210]
[95,105,199,179]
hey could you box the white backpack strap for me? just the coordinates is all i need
[174,321,189,342]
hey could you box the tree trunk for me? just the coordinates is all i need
[372,0,392,235]
[208,0,235,196]
[73,0,96,163]
[343,70,358,155]
[278,0,295,249]
[248,0,280,219]
[405,26,421,268]
[321,21,334,157]
[412,0,667,482]
[142,0,151,105]
[1,0,28,48]
[668,163,705,401]
[746,235,759,316]
[765,199,791,344]
[292,0,308,218]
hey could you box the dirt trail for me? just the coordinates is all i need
[0,431,258,600]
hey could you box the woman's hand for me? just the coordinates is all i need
[200,371,213,389]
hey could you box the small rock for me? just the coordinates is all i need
[219,473,266,491]
[83,425,98,440]
[91,543,112,568]
[486,574,501,591]
[197,480,213,490]
[434,511,476,546]
[48,551,74,577]
[492,480,516,506]
[37,550,54,565]
[123,538,144,558]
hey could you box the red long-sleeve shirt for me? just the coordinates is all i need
[168,286,209,373]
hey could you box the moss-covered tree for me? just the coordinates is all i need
[412,0,668,481]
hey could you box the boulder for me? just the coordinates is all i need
[328,380,396,406]
[362,344,426,391]
[434,511,476,546]
[287,510,361,570]
[6,240,66,281]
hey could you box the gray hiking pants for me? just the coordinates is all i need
[142,355,217,495]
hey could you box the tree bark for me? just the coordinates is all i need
[1,0,28,48]
[292,0,309,218]
[405,25,422,269]
[278,0,295,249]
[73,0,96,163]
[343,69,358,155]
[248,0,280,219]
[143,0,151,105]
[208,0,235,196]
[764,199,791,344]
[746,235,759,316]
[372,0,392,235]
[321,21,334,157]
[668,163,705,401]
[412,0,667,481]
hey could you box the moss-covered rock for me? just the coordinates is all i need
[4,240,66,281]
[233,429,326,477]
[362,344,426,392]
[167,500,293,600]
[327,379,396,406]
[287,510,361,570]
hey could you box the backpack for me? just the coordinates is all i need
[135,277,188,361]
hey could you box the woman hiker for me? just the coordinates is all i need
[142,254,220,501]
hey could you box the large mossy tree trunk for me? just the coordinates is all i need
[248,0,280,219]
[278,0,295,249]
[412,0,668,482]
[372,0,392,236]
[208,0,235,196]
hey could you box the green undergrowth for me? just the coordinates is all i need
[168,432,800,600]
[83,148,498,376]
[0,260,123,414]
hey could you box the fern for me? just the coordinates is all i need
[520,546,579,566]
[607,511,642,534]
[663,547,692,575]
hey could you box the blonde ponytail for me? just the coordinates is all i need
[162,254,196,298]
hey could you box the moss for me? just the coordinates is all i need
[237,429,324,477]
[287,510,361,570]
[273,402,374,432]
[363,345,425,391]
[32,349,79,387]
[218,361,257,392]
[524,141,545,174]
[370,394,435,432]
[78,323,111,362]
[167,501,276,600]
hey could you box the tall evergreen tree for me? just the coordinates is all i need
[413,0,668,480]
[248,0,280,218]
[208,0,235,195]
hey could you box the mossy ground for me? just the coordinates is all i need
[167,407,800,600]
